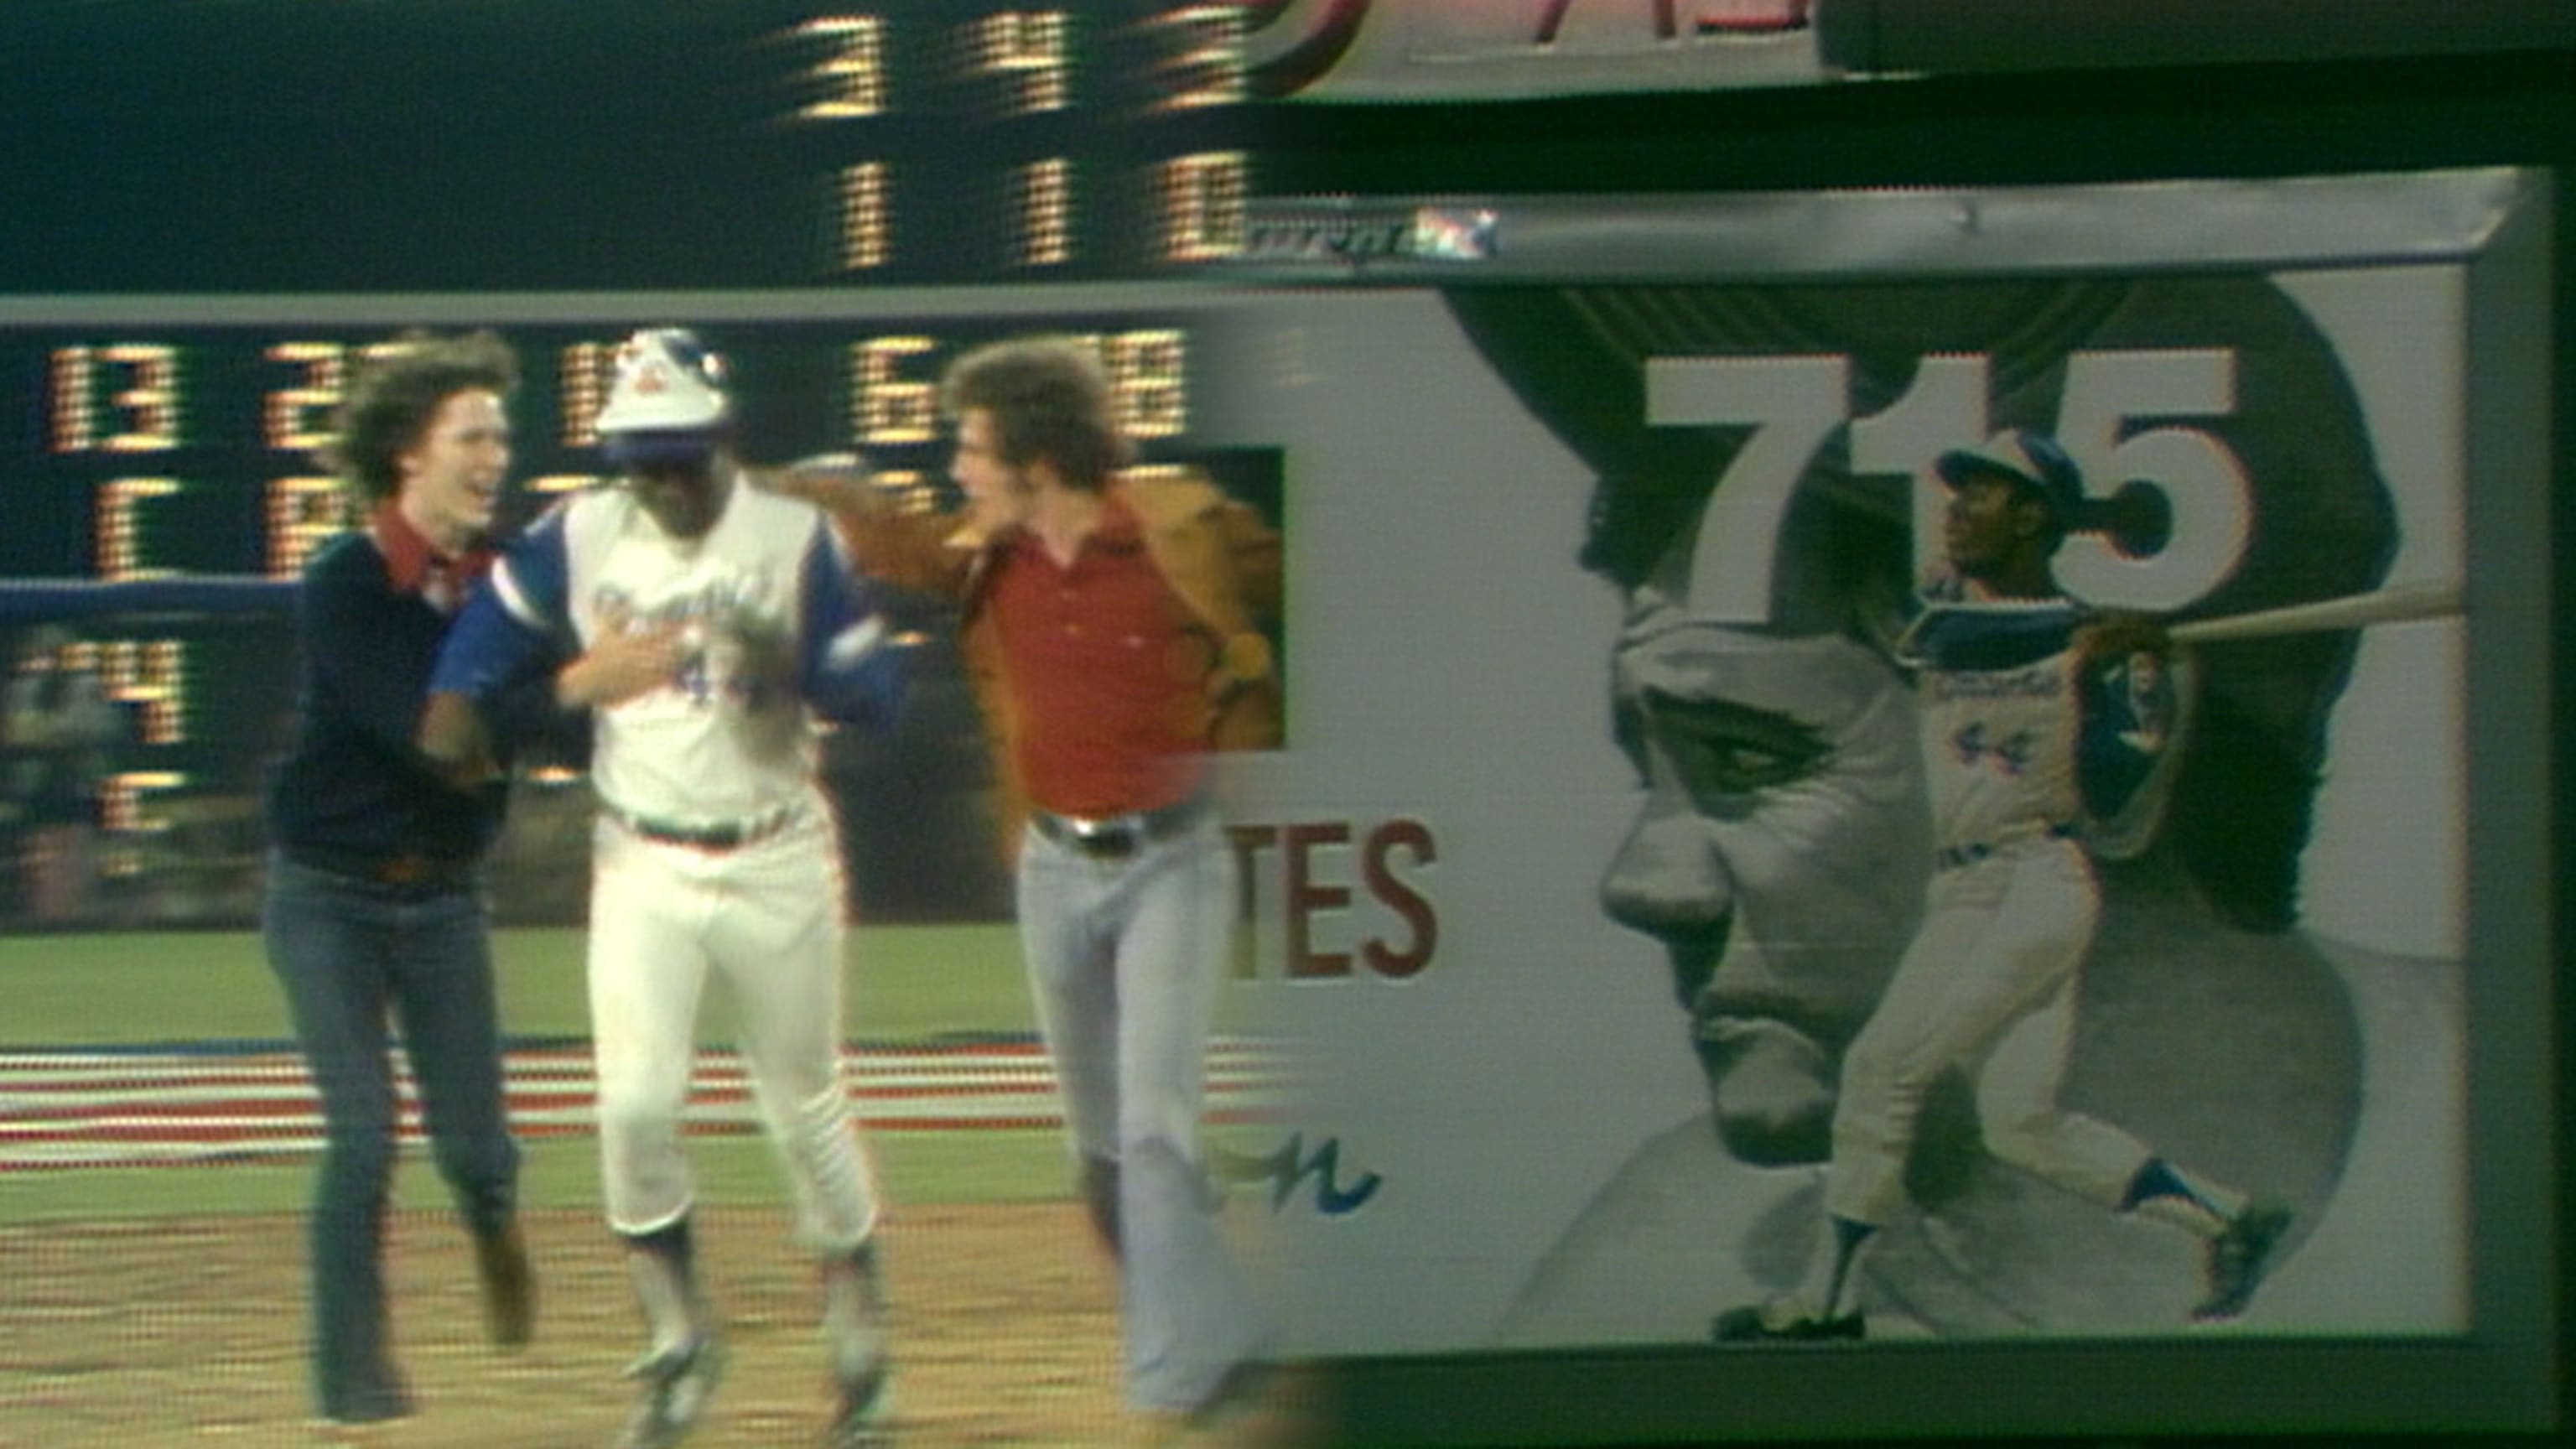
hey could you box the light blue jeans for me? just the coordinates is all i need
[1015,814,1269,1412]
[262,853,518,1423]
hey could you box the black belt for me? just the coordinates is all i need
[610,803,798,851]
[1030,795,1209,860]
[282,846,479,891]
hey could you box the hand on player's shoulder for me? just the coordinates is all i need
[752,453,875,513]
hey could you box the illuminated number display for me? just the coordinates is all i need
[0,3,1255,296]
[783,3,1254,277]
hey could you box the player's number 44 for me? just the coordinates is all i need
[1647,349,2253,621]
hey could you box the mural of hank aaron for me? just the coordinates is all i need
[1713,427,2290,1342]
[1446,273,2423,1342]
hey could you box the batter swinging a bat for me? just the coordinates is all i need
[1715,428,2293,1342]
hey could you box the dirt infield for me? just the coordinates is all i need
[0,1202,1156,1448]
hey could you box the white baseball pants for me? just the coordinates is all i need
[586,806,880,1252]
[1825,834,2153,1228]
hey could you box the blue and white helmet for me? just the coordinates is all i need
[595,328,730,466]
[1933,427,2085,527]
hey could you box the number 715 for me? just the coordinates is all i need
[1646,348,2253,620]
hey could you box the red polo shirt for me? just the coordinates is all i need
[988,498,1210,819]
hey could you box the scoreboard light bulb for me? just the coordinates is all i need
[266,475,350,579]
[839,163,892,272]
[972,11,1071,115]
[265,342,349,451]
[50,344,184,454]
[1158,153,1248,262]
[792,15,888,119]
[101,771,190,837]
[1149,6,1249,111]
[97,477,184,580]
[853,336,941,444]
[1015,158,1076,267]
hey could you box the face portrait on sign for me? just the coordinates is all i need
[1595,483,1927,1168]
[1453,273,2412,1342]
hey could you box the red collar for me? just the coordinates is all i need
[1005,493,1142,558]
[371,503,492,602]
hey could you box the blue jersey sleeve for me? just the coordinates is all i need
[430,505,572,701]
[796,519,906,730]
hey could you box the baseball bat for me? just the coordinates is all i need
[2167,579,2463,644]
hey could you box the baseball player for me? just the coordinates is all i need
[1715,428,2291,1342]
[421,330,904,1447]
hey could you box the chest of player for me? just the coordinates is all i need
[565,498,809,710]
[576,552,789,641]
[574,495,803,631]
[1903,605,2090,823]
[1919,657,2083,777]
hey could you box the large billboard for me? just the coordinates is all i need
[1196,166,2555,1441]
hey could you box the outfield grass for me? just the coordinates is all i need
[0,924,1072,1222]
[0,923,1035,1044]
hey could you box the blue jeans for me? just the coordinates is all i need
[262,853,519,1422]
[1016,815,1270,1411]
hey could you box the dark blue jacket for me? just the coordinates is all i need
[263,530,573,871]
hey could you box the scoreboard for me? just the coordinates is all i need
[0,1,1254,290]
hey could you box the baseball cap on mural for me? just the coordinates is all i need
[1933,427,2085,525]
[595,328,730,467]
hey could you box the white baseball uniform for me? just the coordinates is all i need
[1826,594,2175,1228]
[434,472,901,1249]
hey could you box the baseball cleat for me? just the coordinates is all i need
[823,1354,896,1446]
[822,1241,897,1446]
[2193,1200,2293,1322]
[621,1334,725,1449]
[473,1218,536,1349]
[1711,1300,1865,1343]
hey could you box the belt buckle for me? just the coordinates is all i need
[1067,815,1140,859]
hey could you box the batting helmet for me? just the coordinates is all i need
[1934,428,2085,528]
[595,328,731,467]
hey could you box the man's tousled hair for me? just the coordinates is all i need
[939,336,1132,491]
[319,329,518,503]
